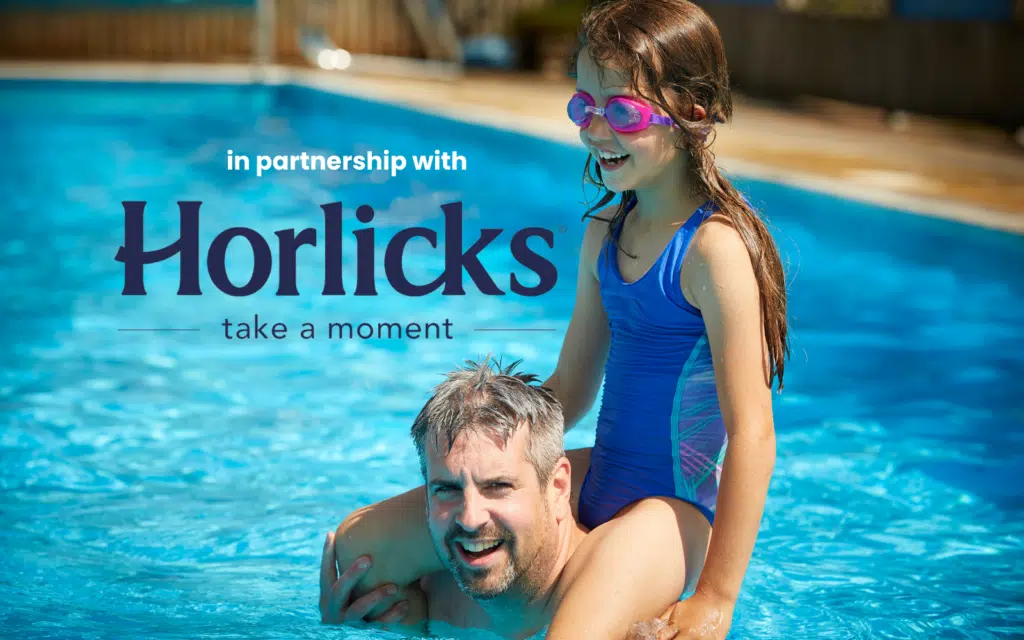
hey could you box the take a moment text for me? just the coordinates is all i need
[222,316,454,341]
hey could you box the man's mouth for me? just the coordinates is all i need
[454,539,505,567]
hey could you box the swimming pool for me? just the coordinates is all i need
[1,76,1022,639]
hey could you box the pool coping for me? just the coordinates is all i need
[2,60,1022,236]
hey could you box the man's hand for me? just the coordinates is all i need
[319,531,409,625]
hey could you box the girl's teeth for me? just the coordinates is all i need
[600,153,627,160]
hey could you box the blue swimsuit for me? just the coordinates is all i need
[577,196,727,529]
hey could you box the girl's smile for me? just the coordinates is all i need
[593,147,631,171]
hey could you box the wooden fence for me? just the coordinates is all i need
[1,0,1020,128]
[0,0,545,64]
[699,2,1023,129]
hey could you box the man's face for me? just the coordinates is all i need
[424,426,559,601]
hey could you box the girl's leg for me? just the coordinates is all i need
[547,496,712,640]
[331,447,593,609]
[567,447,591,522]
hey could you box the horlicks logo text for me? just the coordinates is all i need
[115,201,557,297]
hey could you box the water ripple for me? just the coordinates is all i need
[1,79,1022,639]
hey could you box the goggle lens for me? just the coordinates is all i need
[605,99,645,131]
[567,94,592,126]
[567,92,662,133]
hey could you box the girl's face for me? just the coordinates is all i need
[573,47,685,193]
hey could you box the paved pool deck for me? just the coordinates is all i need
[317,67,1024,235]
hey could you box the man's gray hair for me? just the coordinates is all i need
[411,357,565,484]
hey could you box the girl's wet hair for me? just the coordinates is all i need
[570,0,791,391]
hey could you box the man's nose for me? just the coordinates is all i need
[455,489,489,531]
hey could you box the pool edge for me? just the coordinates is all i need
[2,60,1021,236]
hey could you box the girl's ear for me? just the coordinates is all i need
[688,104,708,122]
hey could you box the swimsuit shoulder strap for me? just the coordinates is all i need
[661,199,718,313]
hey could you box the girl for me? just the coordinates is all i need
[324,1,788,637]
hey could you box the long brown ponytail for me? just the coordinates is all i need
[570,0,791,390]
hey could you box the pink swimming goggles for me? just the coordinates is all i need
[567,91,676,133]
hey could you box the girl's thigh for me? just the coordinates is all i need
[605,496,711,597]
[565,447,592,521]
[547,496,712,638]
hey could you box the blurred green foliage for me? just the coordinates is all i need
[513,0,590,32]
[783,0,889,18]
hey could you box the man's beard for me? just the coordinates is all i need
[432,504,558,603]
[436,522,519,601]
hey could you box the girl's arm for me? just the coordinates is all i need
[672,216,778,635]
[543,214,612,431]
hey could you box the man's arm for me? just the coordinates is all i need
[319,530,428,634]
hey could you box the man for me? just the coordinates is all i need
[318,359,702,639]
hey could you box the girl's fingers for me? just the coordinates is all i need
[656,626,679,640]
[656,606,678,640]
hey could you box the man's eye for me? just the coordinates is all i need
[489,482,513,491]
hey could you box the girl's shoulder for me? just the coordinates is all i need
[692,211,746,260]
[683,211,757,295]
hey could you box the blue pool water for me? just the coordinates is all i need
[1,78,1022,639]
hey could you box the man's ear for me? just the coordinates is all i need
[549,456,573,520]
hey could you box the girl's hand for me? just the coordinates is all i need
[654,591,735,640]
